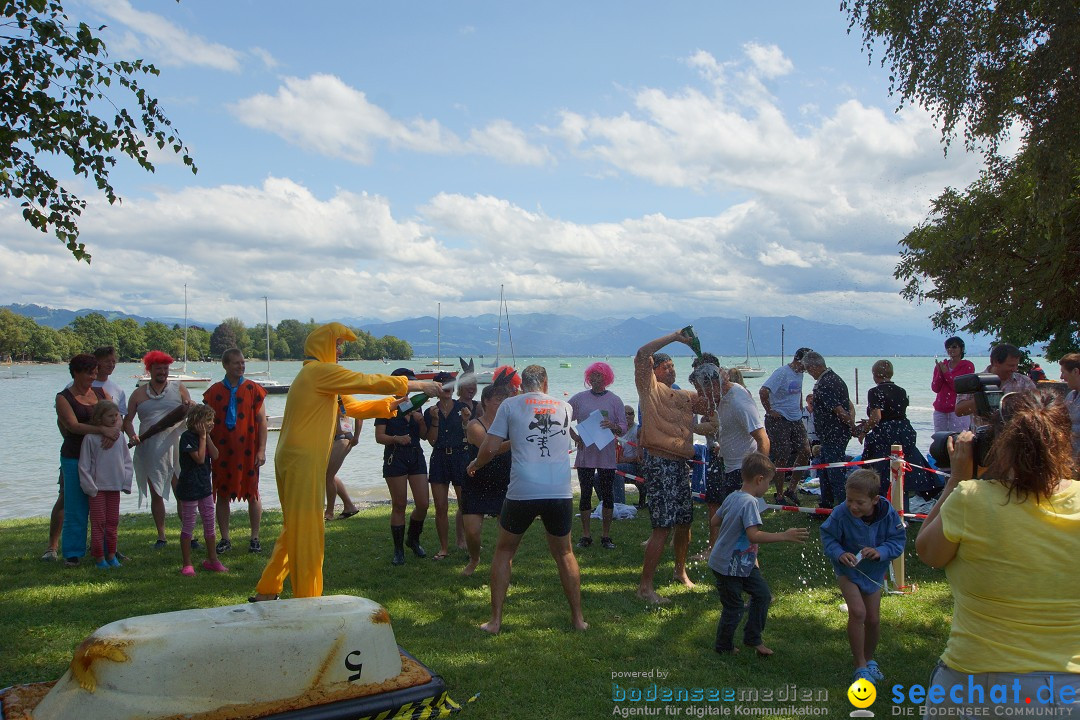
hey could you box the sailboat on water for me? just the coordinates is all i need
[136,284,210,389]
[730,316,765,379]
[415,303,457,380]
[477,285,515,384]
[247,296,290,394]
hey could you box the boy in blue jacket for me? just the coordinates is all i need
[820,468,906,685]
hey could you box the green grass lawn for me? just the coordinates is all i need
[0,501,952,719]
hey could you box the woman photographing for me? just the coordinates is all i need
[916,390,1079,717]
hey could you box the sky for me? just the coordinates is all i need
[0,0,992,336]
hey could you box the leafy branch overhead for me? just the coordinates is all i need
[843,0,1079,357]
[0,0,196,262]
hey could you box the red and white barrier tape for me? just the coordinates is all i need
[763,503,927,522]
[617,471,930,521]
[902,460,950,477]
[775,456,888,473]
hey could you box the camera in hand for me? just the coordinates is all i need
[928,373,1003,469]
[929,426,995,469]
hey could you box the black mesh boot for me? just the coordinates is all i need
[405,518,426,558]
[391,524,406,566]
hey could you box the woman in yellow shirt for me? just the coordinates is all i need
[916,391,1079,717]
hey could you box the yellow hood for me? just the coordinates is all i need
[303,323,357,364]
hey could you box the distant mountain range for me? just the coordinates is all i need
[4,303,220,332]
[351,312,954,358]
[4,303,960,357]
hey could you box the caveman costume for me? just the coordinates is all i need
[254,323,408,598]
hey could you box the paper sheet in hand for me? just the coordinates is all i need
[577,409,615,450]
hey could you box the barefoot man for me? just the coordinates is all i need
[635,331,716,604]
[468,365,587,634]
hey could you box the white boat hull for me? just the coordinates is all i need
[731,365,765,379]
[31,596,405,720]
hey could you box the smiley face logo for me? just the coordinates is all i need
[847,678,876,708]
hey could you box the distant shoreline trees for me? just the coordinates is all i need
[0,310,412,363]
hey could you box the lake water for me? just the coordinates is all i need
[0,353,1008,521]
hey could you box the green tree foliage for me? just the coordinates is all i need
[56,326,81,358]
[0,310,414,362]
[0,0,196,261]
[221,317,250,356]
[69,312,114,352]
[246,323,279,360]
[896,150,1079,355]
[142,321,174,354]
[378,335,412,360]
[0,308,29,359]
[28,322,63,361]
[109,317,144,359]
[209,322,237,358]
[187,326,210,361]
[275,319,316,359]
[843,0,1080,357]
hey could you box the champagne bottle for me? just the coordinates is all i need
[681,325,703,359]
[396,393,429,416]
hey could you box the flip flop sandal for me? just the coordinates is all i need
[337,509,360,519]
[432,552,449,560]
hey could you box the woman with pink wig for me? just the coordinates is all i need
[567,362,627,550]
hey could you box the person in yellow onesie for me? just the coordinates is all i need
[250,323,441,600]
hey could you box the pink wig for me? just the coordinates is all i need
[142,350,174,372]
[584,361,614,389]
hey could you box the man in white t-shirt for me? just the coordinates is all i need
[692,363,768,551]
[468,365,586,635]
[759,347,810,504]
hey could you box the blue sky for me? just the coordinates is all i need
[0,1,990,336]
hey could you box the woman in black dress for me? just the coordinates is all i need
[858,360,939,504]
[461,382,513,577]
[374,369,431,566]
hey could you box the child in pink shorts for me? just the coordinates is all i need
[176,404,228,576]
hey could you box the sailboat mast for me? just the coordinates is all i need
[745,316,751,364]
[183,284,189,370]
[264,296,271,375]
[495,284,504,365]
[437,302,441,366]
[504,294,515,367]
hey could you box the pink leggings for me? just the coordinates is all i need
[88,491,120,559]
[180,495,217,542]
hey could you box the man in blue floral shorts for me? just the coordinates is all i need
[634,331,717,605]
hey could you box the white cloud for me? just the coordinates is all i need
[90,0,243,71]
[250,47,279,70]
[467,120,553,166]
[556,49,984,258]
[230,74,550,166]
[0,180,927,333]
[743,42,793,79]
[758,242,813,268]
